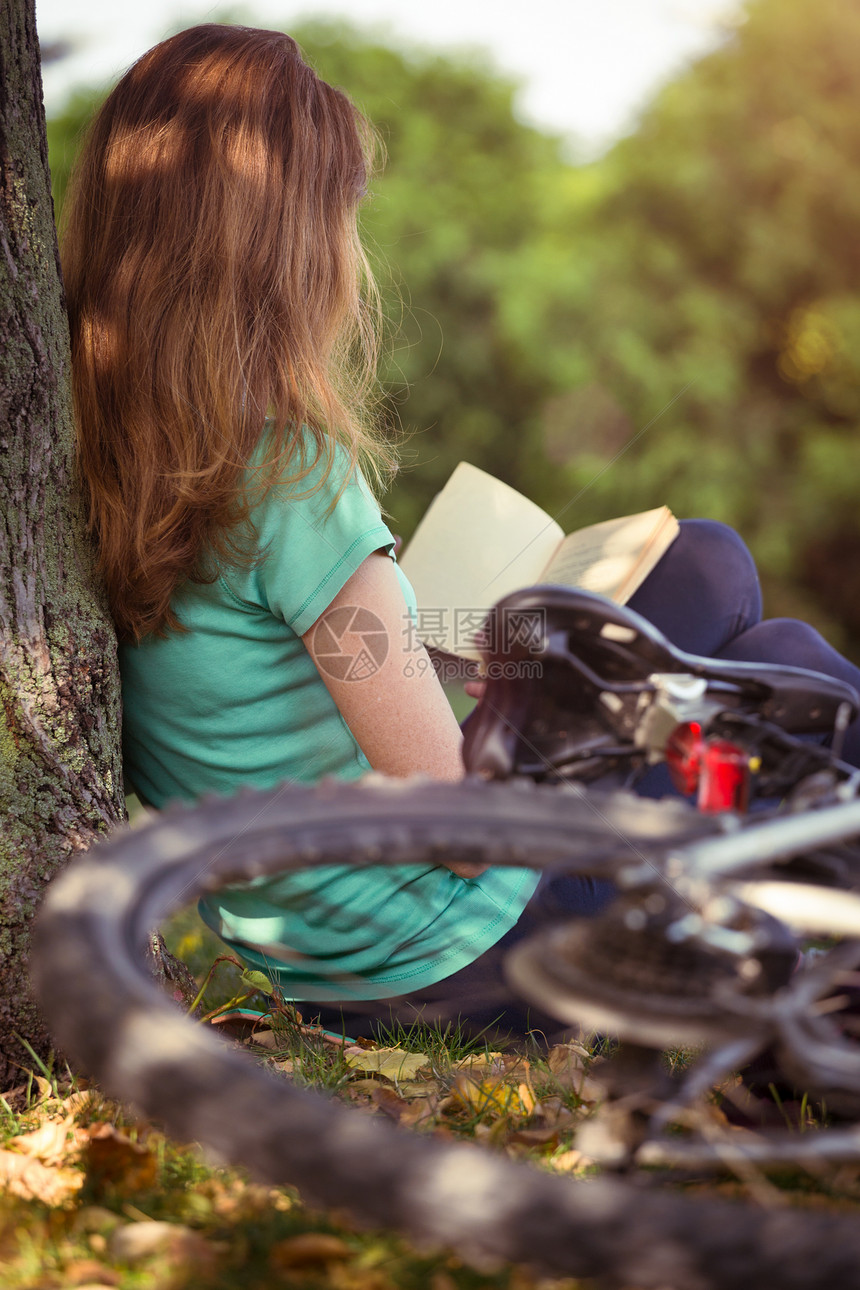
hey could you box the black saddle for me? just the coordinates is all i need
[461,585,858,782]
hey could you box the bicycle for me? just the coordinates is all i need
[469,586,860,1158]
[31,586,860,1289]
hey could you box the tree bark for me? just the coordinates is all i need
[0,0,125,1082]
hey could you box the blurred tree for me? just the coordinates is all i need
[45,0,860,654]
[551,0,860,648]
[290,23,579,529]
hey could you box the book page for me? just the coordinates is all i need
[541,506,679,604]
[398,463,563,658]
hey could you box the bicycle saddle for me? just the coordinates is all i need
[461,585,859,781]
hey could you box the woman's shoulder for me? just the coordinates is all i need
[230,426,396,634]
[248,424,365,496]
[245,427,384,540]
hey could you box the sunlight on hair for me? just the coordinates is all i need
[62,24,396,642]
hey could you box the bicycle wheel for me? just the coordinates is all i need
[31,775,860,1290]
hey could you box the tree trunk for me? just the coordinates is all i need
[0,0,125,1083]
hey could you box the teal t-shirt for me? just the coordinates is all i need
[120,437,539,1001]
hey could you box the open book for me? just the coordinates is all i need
[398,462,679,661]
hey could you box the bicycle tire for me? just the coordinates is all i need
[31,775,860,1290]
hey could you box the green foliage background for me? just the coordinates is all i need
[47,0,860,656]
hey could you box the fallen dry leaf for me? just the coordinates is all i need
[505,1125,562,1152]
[343,1046,431,1083]
[575,1076,605,1105]
[247,1029,279,1050]
[451,1053,507,1078]
[389,1078,441,1100]
[367,1085,406,1119]
[502,1055,534,1082]
[60,1257,121,1286]
[550,1148,593,1173]
[270,1057,295,1074]
[0,1098,88,1207]
[61,1282,118,1290]
[83,1125,158,1194]
[547,1045,604,1104]
[345,1078,390,1100]
[546,1044,589,1087]
[447,1075,536,1121]
[368,1084,439,1128]
[7,1114,76,1165]
[31,1075,55,1104]
[0,1149,83,1205]
[269,1232,353,1270]
[60,1089,98,1117]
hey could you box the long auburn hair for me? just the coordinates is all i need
[62,23,393,642]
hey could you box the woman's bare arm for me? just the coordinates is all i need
[302,550,485,876]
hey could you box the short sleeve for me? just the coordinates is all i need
[227,439,396,636]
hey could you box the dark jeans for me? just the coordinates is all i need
[308,520,860,1042]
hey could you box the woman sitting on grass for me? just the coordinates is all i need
[63,22,860,1042]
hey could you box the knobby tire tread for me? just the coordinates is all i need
[31,776,860,1289]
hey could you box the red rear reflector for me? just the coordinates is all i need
[665,721,703,796]
[665,723,750,812]
[698,738,750,812]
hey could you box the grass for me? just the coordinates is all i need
[0,900,606,1288]
[0,1054,583,1290]
[0,1057,582,1290]
[6,907,860,1288]
[372,1015,502,1068]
